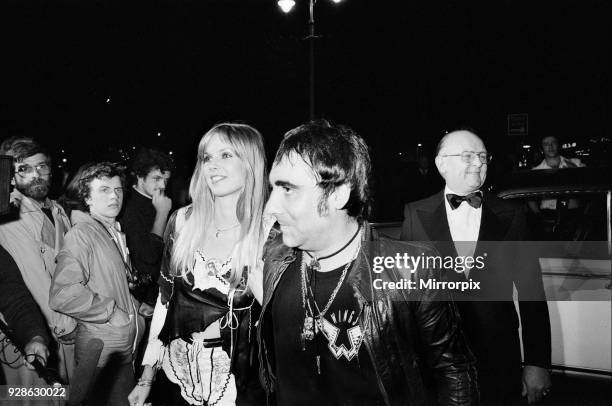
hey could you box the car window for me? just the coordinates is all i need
[510,192,608,241]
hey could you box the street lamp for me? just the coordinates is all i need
[278,0,344,120]
[277,0,295,13]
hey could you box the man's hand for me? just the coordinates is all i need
[23,336,49,370]
[522,365,552,404]
[151,189,172,215]
[57,328,77,344]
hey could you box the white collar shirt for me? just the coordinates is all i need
[444,185,482,243]
[444,186,481,273]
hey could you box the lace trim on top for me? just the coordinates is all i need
[192,250,232,295]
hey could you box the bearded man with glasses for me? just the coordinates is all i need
[400,129,552,405]
[0,137,75,401]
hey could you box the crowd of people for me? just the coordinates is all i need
[0,121,563,406]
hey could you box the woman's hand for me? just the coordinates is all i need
[128,366,154,406]
[127,385,151,406]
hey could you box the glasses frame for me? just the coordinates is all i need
[440,151,492,164]
[15,163,52,177]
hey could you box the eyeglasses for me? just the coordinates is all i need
[15,163,51,177]
[440,151,492,164]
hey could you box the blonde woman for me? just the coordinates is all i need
[129,123,269,406]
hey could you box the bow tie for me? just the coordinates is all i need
[446,192,483,210]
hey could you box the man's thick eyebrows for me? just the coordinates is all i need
[270,179,298,189]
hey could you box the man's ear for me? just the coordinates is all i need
[434,155,446,177]
[329,183,351,211]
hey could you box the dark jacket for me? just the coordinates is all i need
[120,188,165,305]
[258,223,477,406]
[0,245,50,349]
[400,191,551,401]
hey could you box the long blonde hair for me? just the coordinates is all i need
[171,123,268,288]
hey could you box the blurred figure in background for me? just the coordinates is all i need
[529,135,586,237]
[57,162,93,219]
[120,148,173,315]
[533,135,584,170]
[403,154,444,203]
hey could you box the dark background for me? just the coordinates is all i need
[1,0,609,220]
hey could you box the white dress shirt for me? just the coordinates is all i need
[444,186,481,275]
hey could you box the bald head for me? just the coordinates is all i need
[435,130,488,194]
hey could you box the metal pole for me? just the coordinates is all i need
[308,0,316,120]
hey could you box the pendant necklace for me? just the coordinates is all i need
[303,224,361,271]
[214,222,240,238]
[299,225,362,374]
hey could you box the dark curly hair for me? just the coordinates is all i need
[274,119,372,221]
[131,148,173,180]
[77,162,126,211]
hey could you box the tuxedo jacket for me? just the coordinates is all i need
[400,190,551,373]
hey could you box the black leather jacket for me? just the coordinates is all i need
[258,223,477,406]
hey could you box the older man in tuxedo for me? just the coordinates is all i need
[400,129,552,405]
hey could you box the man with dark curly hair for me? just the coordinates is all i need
[50,162,141,406]
[120,148,173,312]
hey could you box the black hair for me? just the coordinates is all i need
[274,119,372,221]
[131,148,173,180]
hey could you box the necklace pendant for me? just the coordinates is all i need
[302,316,315,341]
[308,259,320,272]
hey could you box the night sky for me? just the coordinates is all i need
[1,0,608,217]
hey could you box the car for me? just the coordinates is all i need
[372,167,611,377]
[496,167,611,377]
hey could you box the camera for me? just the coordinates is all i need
[0,155,12,216]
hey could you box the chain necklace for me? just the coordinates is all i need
[299,227,362,350]
[214,222,240,238]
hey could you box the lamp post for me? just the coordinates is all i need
[278,0,344,120]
